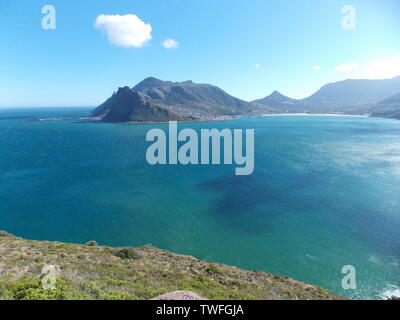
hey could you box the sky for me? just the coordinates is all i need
[0,0,399,107]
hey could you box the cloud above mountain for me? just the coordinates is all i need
[162,38,179,49]
[335,54,400,79]
[94,14,152,48]
[335,61,358,72]
[359,54,400,79]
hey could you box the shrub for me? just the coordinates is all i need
[115,248,138,260]
[205,264,223,275]
[0,277,90,300]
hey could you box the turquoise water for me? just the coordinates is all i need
[0,107,399,299]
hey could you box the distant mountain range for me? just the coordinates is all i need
[252,76,400,113]
[301,77,400,108]
[92,76,400,122]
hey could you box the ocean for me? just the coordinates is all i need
[0,107,399,299]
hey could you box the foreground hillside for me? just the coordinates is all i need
[0,231,344,300]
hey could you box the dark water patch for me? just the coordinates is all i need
[198,168,329,229]
[360,159,397,169]
[347,125,400,135]
[379,151,400,157]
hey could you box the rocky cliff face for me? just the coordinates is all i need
[93,78,259,122]
[92,86,189,122]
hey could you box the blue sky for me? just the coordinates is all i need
[0,0,399,107]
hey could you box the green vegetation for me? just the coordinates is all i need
[114,247,138,260]
[0,231,345,300]
[205,264,223,275]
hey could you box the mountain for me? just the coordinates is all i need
[380,92,400,104]
[132,77,256,118]
[371,108,400,120]
[132,76,174,91]
[252,76,400,114]
[93,77,258,122]
[369,91,400,120]
[252,90,298,108]
[301,76,400,109]
[92,86,188,122]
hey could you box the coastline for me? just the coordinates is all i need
[261,113,369,117]
[35,113,371,125]
[123,117,242,125]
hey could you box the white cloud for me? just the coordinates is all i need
[162,38,179,49]
[357,54,400,79]
[94,14,152,48]
[255,64,261,68]
[334,54,400,79]
[312,65,321,70]
[335,61,359,72]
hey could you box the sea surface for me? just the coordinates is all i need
[0,107,399,299]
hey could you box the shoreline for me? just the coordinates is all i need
[261,113,369,117]
[122,117,242,125]
[35,113,371,125]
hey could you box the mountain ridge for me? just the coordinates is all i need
[92,75,400,122]
[93,77,260,122]
[380,92,400,104]
[300,77,400,108]
[252,76,400,115]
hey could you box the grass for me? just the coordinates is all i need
[0,231,345,300]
